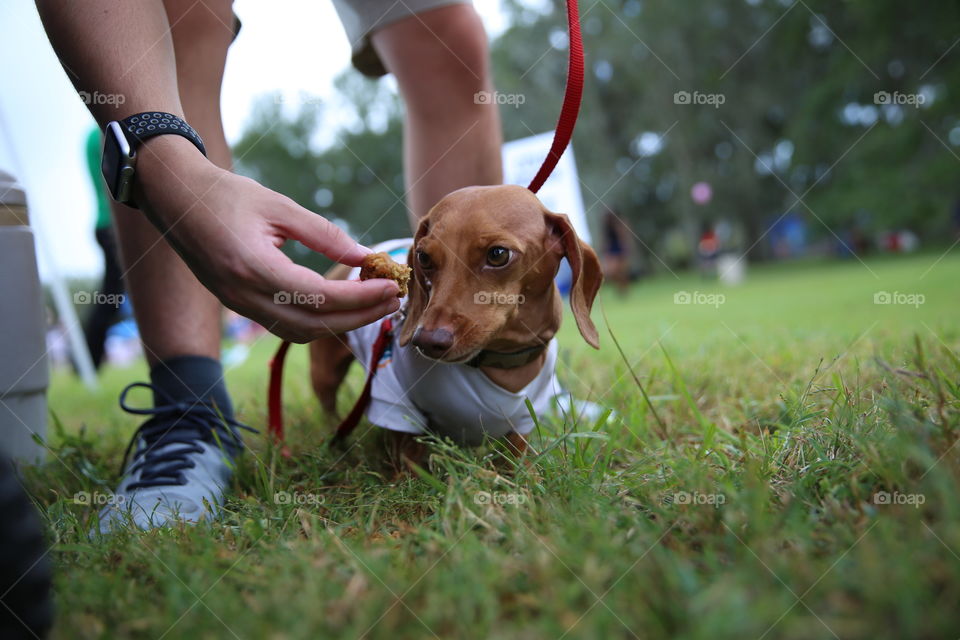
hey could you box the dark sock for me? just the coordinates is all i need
[149,355,235,422]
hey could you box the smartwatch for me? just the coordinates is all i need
[100,112,206,207]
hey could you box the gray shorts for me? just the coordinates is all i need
[333,0,470,77]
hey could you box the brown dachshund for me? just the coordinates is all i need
[309,184,602,471]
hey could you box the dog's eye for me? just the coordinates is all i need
[486,246,510,267]
[416,250,433,269]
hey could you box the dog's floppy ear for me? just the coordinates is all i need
[398,217,431,346]
[544,211,603,349]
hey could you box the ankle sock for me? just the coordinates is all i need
[149,355,235,422]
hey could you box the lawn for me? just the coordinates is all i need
[24,250,960,639]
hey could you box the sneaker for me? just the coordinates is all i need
[95,382,255,534]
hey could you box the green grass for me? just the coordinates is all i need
[23,251,960,639]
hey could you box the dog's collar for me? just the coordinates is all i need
[466,343,547,369]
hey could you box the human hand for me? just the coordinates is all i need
[134,137,400,342]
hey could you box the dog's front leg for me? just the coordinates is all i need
[309,335,355,416]
[493,432,533,476]
[503,431,528,457]
[383,430,428,478]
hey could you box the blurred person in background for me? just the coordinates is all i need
[697,223,720,277]
[951,197,960,241]
[82,125,126,370]
[601,209,633,296]
[35,0,501,532]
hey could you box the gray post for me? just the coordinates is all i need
[0,170,49,463]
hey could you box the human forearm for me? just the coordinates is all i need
[35,0,402,340]
[35,0,183,124]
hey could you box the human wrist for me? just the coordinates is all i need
[132,134,212,214]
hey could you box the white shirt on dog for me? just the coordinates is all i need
[345,239,563,446]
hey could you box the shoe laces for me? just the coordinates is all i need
[117,382,257,490]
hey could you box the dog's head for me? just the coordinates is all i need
[398,185,602,363]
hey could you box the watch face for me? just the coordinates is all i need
[101,122,135,202]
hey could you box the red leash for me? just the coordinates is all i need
[329,317,393,444]
[267,0,585,443]
[526,0,584,194]
[266,318,393,442]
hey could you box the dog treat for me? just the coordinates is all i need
[359,252,411,297]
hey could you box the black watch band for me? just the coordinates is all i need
[101,112,206,208]
[120,112,207,157]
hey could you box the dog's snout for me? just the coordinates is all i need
[412,327,455,359]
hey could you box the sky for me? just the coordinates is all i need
[0,0,510,281]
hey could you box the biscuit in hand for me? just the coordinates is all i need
[359,252,412,297]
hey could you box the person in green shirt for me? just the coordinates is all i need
[82,125,126,369]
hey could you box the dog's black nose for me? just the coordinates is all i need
[412,327,455,359]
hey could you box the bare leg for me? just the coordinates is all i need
[372,4,503,226]
[112,0,236,366]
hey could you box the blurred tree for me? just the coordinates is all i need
[234,86,406,273]
[235,0,960,272]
